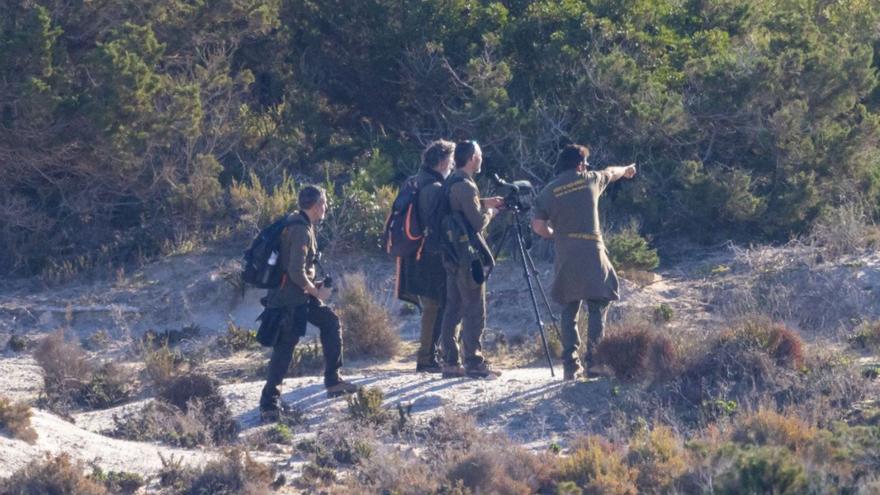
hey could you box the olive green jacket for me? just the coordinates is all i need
[533,169,620,303]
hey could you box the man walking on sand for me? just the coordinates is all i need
[260,185,359,422]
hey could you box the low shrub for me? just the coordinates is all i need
[33,330,93,410]
[33,330,132,411]
[158,449,275,494]
[446,441,555,495]
[216,321,258,354]
[78,363,134,409]
[111,373,237,447]
[337,272,400,359]
[0,453,109,495]
[110,400,214,448]
[142,338,190,388]
[848,321,880,351]
[158,373,238,444]
[89,466,144,495]
[679,318,805,404]
[713,444,808,495]
[595,325,677,381]
[606,222,660,272]
[555,436,638,495]
[5,334,30,352]
[627,425,688,493]
[0,396,37,444]
[732,410,816,452]
[346,386,387,424]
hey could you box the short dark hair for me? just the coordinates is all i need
[422,140,455,170]
[557,144,590,173]
[298,185,325,210]
[454,141,479,168]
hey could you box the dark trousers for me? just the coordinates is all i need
[260,301,343,410]
[417,296,444,365]
[439,264,486,367]
[560,300,609,369]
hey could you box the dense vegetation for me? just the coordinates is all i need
[2,0,879,275]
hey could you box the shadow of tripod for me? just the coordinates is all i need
[493,207,561,377]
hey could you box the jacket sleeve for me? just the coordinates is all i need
[451,181,491,233]
[283,225,311,289]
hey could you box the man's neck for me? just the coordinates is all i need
[301,210,316,225]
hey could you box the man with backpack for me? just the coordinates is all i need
[395,140,456,373]
[530,144,636,380]
[438,141,505,379]
[259,185,359,422]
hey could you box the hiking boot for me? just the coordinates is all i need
[465,361,502,379]
[260,408,281,424]
[416,361,443,373]
[326,380,360,398]
[563,364,584,381]
[441,363,467,378]
[585,364,611,379]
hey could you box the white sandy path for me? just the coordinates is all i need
[73,367,565,436]
[0,367,565,481]
[0,410,214,476]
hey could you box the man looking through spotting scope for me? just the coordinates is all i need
[259,186,359,422]
[531,144,637,380]
[439,141,505,379]
[397,140,456,373]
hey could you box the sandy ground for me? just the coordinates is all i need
[2,242,879,488]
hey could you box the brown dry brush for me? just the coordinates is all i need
[33,330,133,412]
[595,323,677,382]
[0,454,109,495]
[336,271,400,360]
[0,396,38,444]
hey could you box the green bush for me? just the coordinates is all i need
[714,445,808,495]
[606,223,660,272]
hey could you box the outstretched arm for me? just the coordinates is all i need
[605,163,637,183]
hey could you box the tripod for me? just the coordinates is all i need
[493,207,560,377]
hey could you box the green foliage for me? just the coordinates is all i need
[89,467,144,495]
[714,445,808,495]
[3,0,880,274]
[606,223,660,272]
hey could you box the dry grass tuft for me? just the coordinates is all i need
[0,453,109,495]
[336,271,400,359]
[0,396,38,444]
[731,409,816,452]
[627,425,688,493]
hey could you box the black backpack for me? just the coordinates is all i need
[383,176,426,258]
[437,175,495,283]
[242,214,306,289]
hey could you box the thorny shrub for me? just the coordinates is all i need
[158,449,275,494]
[555,436,638,495]
[731,409,817,452]
[626,425,688,494]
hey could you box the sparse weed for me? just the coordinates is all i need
[216,321,259,354]
[5,334,30,352]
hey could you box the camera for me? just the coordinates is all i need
[491,174,536,212]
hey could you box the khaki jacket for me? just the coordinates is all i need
[533,169,619,303]
[266,211,317,308]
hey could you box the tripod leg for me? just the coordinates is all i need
[512,213,555,377]
[523,248,560,328]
